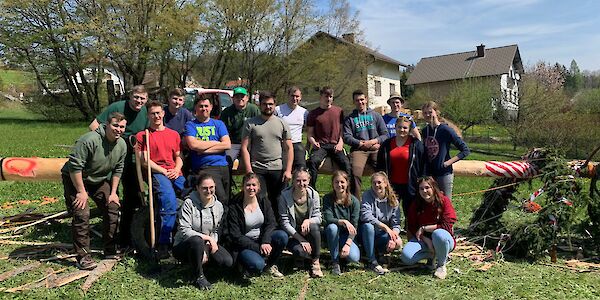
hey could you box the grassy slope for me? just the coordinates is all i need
[0,113,599,299]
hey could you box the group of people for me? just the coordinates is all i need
[61,84,470,290]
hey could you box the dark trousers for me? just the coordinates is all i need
[287,223,321,260]
[307,144,352,188]
[292,142,307,171]
[349,150,378,198]
[194,165,231,205]
[254,169,285,220]
[172,236,233,278]
[392,183,411,217]
[63,175,119,258]
[119,156,144,247]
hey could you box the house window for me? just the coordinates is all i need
[375,80,381,96]
[389,83,396,94]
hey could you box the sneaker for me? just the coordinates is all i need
[195,275,212,290]
[332,262,342,276]
[367,262,386,275]
[434,265,447,279]
[310,260,324,278]
[76,255,97,270]
[268,265,284,278]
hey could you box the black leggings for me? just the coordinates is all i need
[288,223,321,260]
[172,236,233,277]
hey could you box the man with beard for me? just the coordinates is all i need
[240,91,293,218]
[275,86,308,171]
[63,112,127,269]
[136,101,186,258]
[89,85,149,248]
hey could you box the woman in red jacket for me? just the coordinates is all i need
[400,176,457,279]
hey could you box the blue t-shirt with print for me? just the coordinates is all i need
[383,112,416,138]
[184,118,229,170]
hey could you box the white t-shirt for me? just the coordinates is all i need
[275,103,307,143]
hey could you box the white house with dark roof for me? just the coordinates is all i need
[297,31,409,110]
[407,44,524,115]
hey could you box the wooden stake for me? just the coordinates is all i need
[0,261,41,282]
[81,259,117,292]
[145,129,155,250]
[7,211,68,234]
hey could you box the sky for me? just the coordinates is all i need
[342,0,600,71]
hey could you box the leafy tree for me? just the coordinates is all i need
[564,59,584,96]
[442,79,497,132]
[0,0,106,119]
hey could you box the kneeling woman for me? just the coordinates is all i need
[173,174,233,290]
[323,170,361,275]
[400,176,457,279]
[227,173,288,277]
[278,169,323,278]
[360,172,403,275]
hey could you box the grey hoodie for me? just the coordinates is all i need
[360,189,401,233]
[173,191,225,246]
[278,186,321,242]
[343,109,388,150]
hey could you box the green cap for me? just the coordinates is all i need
[233,87,248,96]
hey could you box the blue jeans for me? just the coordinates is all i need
[324,223,360,263]
[152,174,185,245]
[238,230,288,274]
[434,173,454,199]
[400,229,454,266]
[360,223,391,264]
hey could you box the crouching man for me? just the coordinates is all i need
[62,112,127,270]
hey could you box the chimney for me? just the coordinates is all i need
[342,33,355,43]
[476,44,485,57]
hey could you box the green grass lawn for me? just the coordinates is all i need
[1,111,599,299]
[0,69,37,91]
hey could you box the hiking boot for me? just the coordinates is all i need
[331,262,342,276]
[367,262,386,275]
[195,275,212,290]
[77,255,97,270]
[434,265,447,279]
[310,260,324,278]
[268,264,284,278]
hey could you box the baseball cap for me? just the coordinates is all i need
[233,87,248,96]
[387,92,405,104]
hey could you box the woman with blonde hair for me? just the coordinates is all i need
[322,170,361,275]
[421,101,470,199]
[278,168,323,278]
[359,172,403,275]
[401,176,457,279]
[376,116,426,215]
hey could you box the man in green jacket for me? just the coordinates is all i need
[63,112,128,270]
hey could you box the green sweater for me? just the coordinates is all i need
[96,100,148,139]
[322,192,360,230]
[61,125,127,184]
[220,103,260,144]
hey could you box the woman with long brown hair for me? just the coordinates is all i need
[226,173,288,278]
[421,101,470,199]
[359,172,403,275]
[400,176,457,279]
[322,170,361,275]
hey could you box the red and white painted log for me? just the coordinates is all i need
[2,156,597,182]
